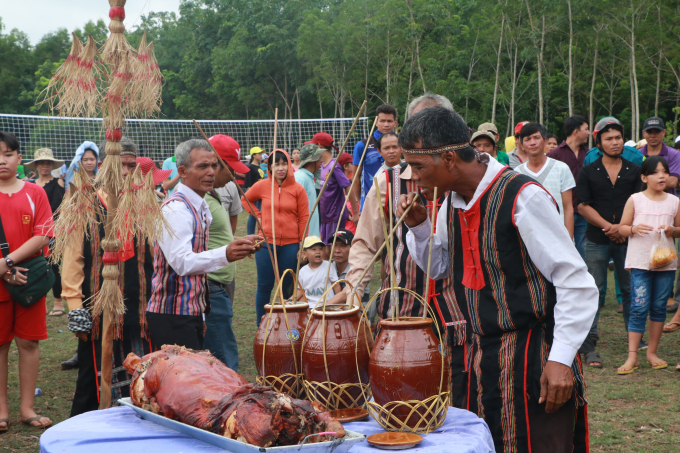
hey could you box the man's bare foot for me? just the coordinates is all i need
[646,353,668,369]
[676,362,680,372]
[617,356,639,374]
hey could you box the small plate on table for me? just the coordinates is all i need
[366,432,423,450]
[330,408,370,423]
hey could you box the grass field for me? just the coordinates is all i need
[4,212,680,451]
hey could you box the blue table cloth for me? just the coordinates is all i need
[40,405,493,453]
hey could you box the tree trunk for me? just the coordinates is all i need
[630,55,636,141]
[655,51,662,117]
[491,14,505,124]
[589,33,599,149]
[567,0,574,117]
[538,15,546,125]
[464,31,480,122]
[630,0,640,141]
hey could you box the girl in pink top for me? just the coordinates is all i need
[618,156,680,374]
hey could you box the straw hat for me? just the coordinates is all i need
[24,148,65,170]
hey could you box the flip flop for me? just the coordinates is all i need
[617,365,639,375]
[663,322,680,333]
[647,360,668,370]
[0,418,8,434]
[20,416,52,429]
[48,309,65,317]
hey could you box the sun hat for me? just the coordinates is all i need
[24,148,65,170]
[470,130,497,147]
[298,143,324,168]
[136,157,172,186]
[478,122,499,136]
[303,235,325,250]
[209,134,250,174]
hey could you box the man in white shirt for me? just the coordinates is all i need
[395,106,598,453]
[146,139,261,351]
[515,122,576,238]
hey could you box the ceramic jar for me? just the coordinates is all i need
[253,301,309,396]
[301,305,374,409]
[369,318,448,428]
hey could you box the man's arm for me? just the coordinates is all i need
[515,186,598,413]
[61,239,85,312]
[162,173,180,191]
[328,173,387,305]
[158,201,229,276]
[230,216,239,236]
[401,194,450,280]
[561,191,574,238]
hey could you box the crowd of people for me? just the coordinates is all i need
[2,93,680,452]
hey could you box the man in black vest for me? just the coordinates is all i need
[397,107,598,453]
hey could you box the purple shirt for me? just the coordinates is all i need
[547,141,588,209]
[320,158,335,186]
[319,161,351,224]
[639,143,680,195]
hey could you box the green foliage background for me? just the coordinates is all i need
[1,0,680,143]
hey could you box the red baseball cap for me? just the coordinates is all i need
[136,157,172,186]
[209,134,250,174]
[514,121,530,136]
[305,132,338,152]
[337,152,353,167]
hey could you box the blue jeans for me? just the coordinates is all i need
[573,213,587,260]
[254,242,300,326]
[584,239,631,341]
[204,283,239,372]
[628,269,675,333]
[247,200,262,235]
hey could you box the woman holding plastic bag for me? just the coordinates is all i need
[617,155,680,374]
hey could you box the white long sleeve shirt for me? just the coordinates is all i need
[405,156,598,367]
[157,182,229,276]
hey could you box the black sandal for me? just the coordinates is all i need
[584,351,603,368]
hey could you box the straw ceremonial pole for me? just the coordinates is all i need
[423,187,438,319]
[292,101,368,301]
[270,109,281,288]
[192,120,276,267]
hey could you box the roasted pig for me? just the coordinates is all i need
[124,345,345,448]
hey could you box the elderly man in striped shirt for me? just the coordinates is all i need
[146,139,262,351]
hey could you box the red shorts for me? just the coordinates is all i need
[0,297,48,344]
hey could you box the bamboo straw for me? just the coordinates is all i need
[347,195,420,308]
[423,187,438,319]
[387,182,398,321]
[192,120,276,268]
[292,101,368,301]
[374,178,396,321]
[270,108,281,288]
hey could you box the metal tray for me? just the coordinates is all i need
[118,398,365,453]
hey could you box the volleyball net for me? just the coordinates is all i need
[0,114,371,163]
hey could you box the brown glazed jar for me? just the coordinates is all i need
[302,305,374,409]
[253,301,309,395]
[369,318,448,428]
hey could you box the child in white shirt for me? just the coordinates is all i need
[297,236,339,309]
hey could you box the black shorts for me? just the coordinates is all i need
[146,312,204,351]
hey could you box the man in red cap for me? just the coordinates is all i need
[203,135,251,371]
[307,133,359,257]
[507,121,529,169]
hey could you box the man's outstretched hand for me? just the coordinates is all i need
[226,235,264,262]
[396,193,428,228]
[539,361,574,413]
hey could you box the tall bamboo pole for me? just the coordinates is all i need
[270,109,281,288]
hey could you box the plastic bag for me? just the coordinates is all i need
[649,229,677,269]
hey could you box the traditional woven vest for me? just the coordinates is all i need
[446,167,587,453]
[147,192,209,317]
[381,163,467,346]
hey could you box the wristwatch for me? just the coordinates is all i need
[4,257,15,269]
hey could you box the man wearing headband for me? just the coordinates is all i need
[396,106,598,453]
